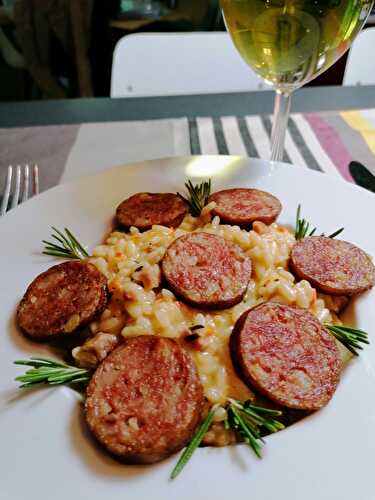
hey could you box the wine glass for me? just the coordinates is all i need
[220,0,374,161]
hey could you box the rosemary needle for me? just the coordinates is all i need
[14,357,90,388]
[294,204,317,240]
[294,204,344,240]
[179,179,212,217]
[227,399,284,458]
[327,227,345,239]
[171,400,284,478]
[325,324,369,356]
[43,227,89,260]
[228,403,263,458]
[171,406,216,479]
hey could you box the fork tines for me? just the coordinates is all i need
[1,164,39,216]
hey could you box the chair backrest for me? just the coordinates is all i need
[343,27,375,86]
[110,32,266,98]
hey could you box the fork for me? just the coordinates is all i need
[0,164,39,216]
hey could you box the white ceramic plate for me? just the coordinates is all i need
[1,156,375,500]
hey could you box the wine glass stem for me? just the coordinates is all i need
[270,90,292,162]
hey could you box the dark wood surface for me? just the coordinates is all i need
[1,85,375,128]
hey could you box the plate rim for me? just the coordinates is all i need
[2,155,375,500]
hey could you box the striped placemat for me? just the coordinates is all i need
[188,110,375,183]
[1,109,375,196]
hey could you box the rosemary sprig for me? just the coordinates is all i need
[325,324,369,356]
[294,204,344,240]
[171,399,284,478]
[170,405,216,479]
[14,357,90,388]
[179,179,211,217]
[295,204,316,240]
[42,227,89,260]
[227,399,284,458]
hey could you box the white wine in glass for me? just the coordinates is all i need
[220,0,374,160]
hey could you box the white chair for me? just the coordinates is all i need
[343,27,375,86]
[110,31,266,98]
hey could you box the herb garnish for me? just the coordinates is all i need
[190,325,204,331]
[325,324,369,356]
[42,227,89,260]
[171,400,284,479]
[171,405,217,479]
[14,357,90,388]
[294,204,344,240]
[179,180,211,217]
[227,399,284,458]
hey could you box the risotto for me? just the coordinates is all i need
[73,205,340,408]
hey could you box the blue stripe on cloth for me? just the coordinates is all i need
[237,117,259,157]
[287,118,322,171]
[213,117,229,155]
[188,118,201,155]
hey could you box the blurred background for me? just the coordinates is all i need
[1,0,374,102]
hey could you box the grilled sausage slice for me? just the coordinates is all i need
[290,236,375,296]
[162,232,251,309]
[85,336,205,464]
[230,303,341,411]
[116,192,188,231]
[209,188,282,227]
[17,261,107,339]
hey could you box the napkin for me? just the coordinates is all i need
[60,118,190,183]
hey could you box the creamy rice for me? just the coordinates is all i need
[73,208,341,408]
